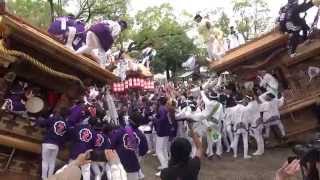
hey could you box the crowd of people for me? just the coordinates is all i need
[30,67,292,180]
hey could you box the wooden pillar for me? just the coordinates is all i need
[0,0,5,15]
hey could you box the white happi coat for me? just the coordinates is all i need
[245,101,261,127]
[259,73,279,96]
[227,32,245,50]
[259,96,284,122]
[232,104,249,132]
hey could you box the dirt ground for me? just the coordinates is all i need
[140,147,302,180]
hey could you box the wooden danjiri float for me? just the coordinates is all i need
[0,2,117,179]
[210,28,320,146]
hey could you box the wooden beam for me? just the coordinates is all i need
[1,13,117,83]
[210,30,288,72]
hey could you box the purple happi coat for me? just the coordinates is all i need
[48,16,86,50]
[68,124,96,160]
[89,22,114,51]
[109,125,148,172]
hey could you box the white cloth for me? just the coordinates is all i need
[92,162,106,180]
[259,97,284,121]
[245,101,261,127]
[81,163,91,180]
[227,32,245,50]
[182,56,196,70]
[259,73,279,96]
[207,37,226,61]
[155,136,169,169]
[127,172,139,180]
[105,163,127,180]
[42,143,59,180]
[231,130,250,158]
[264,120,286,138]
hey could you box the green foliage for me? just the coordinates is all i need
[232,0,271,40]
[7,0,52,28]
[130,4,198,79]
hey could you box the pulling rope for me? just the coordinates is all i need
[0,41,84,87]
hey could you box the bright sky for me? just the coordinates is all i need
[129,0,285,17]
[66,0,319,25]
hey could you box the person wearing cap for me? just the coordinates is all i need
[259,93,286,139]
[48,15,86,51]
[230,95,252,159]
[75,19,128,67]
[108,110,148,180]
[258,70,279,98]
[37,108,69,180]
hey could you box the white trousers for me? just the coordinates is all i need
[231,130,250,158]
[222,125,231,152]
[206,133,222,156]
[75,31,106,66]
[251,126,265,155]
[144,132,155,152]
[155,136,169,169]
[81,163,91,180]
[127,172,139,180]
[264,120,286,138]
[92,162,106,180]
[42,143,59,180]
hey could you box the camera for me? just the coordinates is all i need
[291,138,320,180]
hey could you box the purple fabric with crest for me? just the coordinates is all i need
[109,126,148,172]
[38,115,68,148]
[68,124,96,160]
[89,22,114,51]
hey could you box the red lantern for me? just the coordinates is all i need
[125,80,129,89]
[129,78,133,87]
[137,78,141,87]
[141,79,145,88]
[121,82,125,92]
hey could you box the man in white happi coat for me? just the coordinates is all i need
[184,89,221,157]
[246,95,264,156]
[226,26,245,50]
[258,70,279,98]
[205,98,224,158]
[230,96,252,159]
[259,93,286,138]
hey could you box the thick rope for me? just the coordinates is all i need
[0,41,84,87]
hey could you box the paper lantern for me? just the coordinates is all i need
[129,78,133,87]
[125,80,129,89]
[141,79,145,88]
[137,78,141,87]
[121,82,125,92]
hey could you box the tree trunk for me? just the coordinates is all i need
[48,0,54,22]
[166,67,170,80]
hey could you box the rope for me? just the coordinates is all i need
[0,41,84,87]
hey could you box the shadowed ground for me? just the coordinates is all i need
[141,147,301,180]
